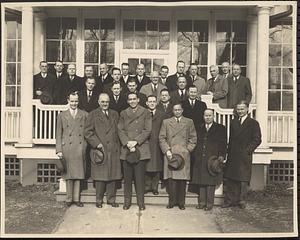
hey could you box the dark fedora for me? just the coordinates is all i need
[56,157,67,174]
[126,147,140,164]
[40,92,53,104]
[168,145,186,171]
[207,155,224,176]
[90,148,106,165]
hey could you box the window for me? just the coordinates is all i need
[5,15,21,107]
[177,20,208,79]
[123,19,170,50]
[216,20,247,76]
[268,21,293,111]
[84,18,116,75]
[46,17,77,72]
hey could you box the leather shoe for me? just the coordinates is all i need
[123,205,131,210]
[96,202,103,208]
[152,190,159,195]
[238,202,246,209]
[178,205,185,210]
[166,204,174,209]
[139,205,146,211]
[196,204,205,209]
[204,206,213,211]
[108,202,119,208]
[221,203,233,208]
[66,202,72,207]
[74,202,84,207]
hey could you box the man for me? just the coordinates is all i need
[56,92,88,207]
[227,64,252,109]
[170,76,189,103]
[96,63,113,92]
[221,62,231,80]
[191,109,227,211]
[140,71,167,99]
[33,61,55,102]
[108,82,128,114]
[223,100,262,209]
[182,85,207,132]
[83,65,95,81]
[159,103,197,210]
[188,63,206,97]
[125,78,147,108]
[118,92,152,210]
[53,61,68,104]
[134,64,151,91]
[145,95,166,195]
[78,77,99,113]
[104,67,126,94]
[120,63,131,86]
[85,93,122,208]
[157,89,173,118]
[159,65,169,86]
[166,61,192,92]
[206,65,228,108]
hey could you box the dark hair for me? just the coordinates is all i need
[177,75,186,82]
[190,62,198,67]
[177,60,185,66]
[111,67,121,74]
[127,78,137,85]
[160,88,170,94]
[67,91,79,100]
[204,108,215,114]
[85,77,96,83]
[160,65,169,70]
[236,100,249,108]
[121,63,129,67]
[188,85,198,90]
[39,61,48,66]
[127,92,139,100]
[55,60,63,65]
[172,101,183,108]
[147,94,157,101]
[111,81,122,88]
[85,65,94,69]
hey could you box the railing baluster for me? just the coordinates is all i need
[34,105,38,139]
[48,109,52,140]
[44,110,47,140]
[39,108,43,139]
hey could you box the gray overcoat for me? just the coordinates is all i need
[205,75,228,108]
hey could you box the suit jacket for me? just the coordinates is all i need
[33,72,55,100]
[56,75,84,104]
[140,82,167,99]
[159,116,197,180]
[103,80,127,95]
[134,75,151,92]
[95,74,114,92]
[182,99,207,131]
[109,93,128,114]
[170,89,188,103]
[227,75,252,108]
[224,115,262,182]
[157,101,174,118]
[192,122,227,185]
[118,105,152,160]
[56,109,88,179]
[205,75,228,108]
[78,89,100,113]
[159,77,168,87]
[166,73,192,92]
[190,75,207,96]
[84,108,122,181]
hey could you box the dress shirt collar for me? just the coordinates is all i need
[178,89,186,95]
[239,115,247,124]
[41,73,47,78]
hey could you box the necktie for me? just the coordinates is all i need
[192,76,195,82]
[163,104,167,111]
[153,85,157,95]
[87,91,92,102]
[115,95,119,103]
[239,117,242,125]
[176,118,180,123]
[191,100,195,108]
[104,110,109,118]
[151,111,154,118]
[180,90,184,99]
[206,124,210,131]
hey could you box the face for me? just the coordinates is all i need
[189,65,198,76]
[121,65,129,76]
[204,110,214,124]
[210,66,218,78]
[127,94,139,109]
[177,62,185,74]
[68,95,79,110]
[160,68,169,78]
[177,77,187,90]
[112,69,121,81]
[173,104,183,118]
[236,103,248,117]
[222,63,230,74]
[232,65,241,77]
[111,84,121,96]
[85,78,95,91]
[160,91,170,103]
[54,62,63,73]
[84,66,94,77]
[150,72,160,85]
[99,64,108,75]
[146,96,157,110]
[98,94,110,110]
[127,82,137,93]
[40,63,48,73]
[67,64,76,76]
[188,87,198,100]
[136,65,145,76]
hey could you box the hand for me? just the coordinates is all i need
[97,143,104,150]
[166,150,172,159]
[207,91,213,95]
[129,147,136,152]
[127,141,138,149]
[57,152,63,159]
[36,90,42,96]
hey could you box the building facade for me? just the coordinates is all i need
[2,2,296,190]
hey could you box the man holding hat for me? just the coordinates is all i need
[191,109,227,211]
[159,102,197,210]
[84,93,122,208]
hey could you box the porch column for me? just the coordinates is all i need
[19,6,34,146]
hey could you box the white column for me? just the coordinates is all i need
[247,9,258,103]
[255,6,271,149]
[18,6,34,146]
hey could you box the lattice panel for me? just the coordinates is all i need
[268,160,294,184]
[37,163,61,183]
[5,157,20,176]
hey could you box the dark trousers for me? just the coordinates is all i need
[95,180,117,204]
[167,179,186,206]
[122,160,146,207]
[66,179,81,203]
[198,185,215,208]
[145,172,160,192]
[224,178,248,205]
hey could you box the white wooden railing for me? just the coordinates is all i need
[4,107,21,142]
[267,111,294,147]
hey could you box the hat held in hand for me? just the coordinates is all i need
[167,145,186,171]
[56,157,67,174]
[207,155,225,176]
[126,147,140,164]
[40,91,53,104]
[90,148,105,165]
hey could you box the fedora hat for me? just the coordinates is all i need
[90,148,105,165]
[40,91,53,104]
[168,145,186,171]
[56,157,67,174]
[126,147,140,164]
[207,155,224,176]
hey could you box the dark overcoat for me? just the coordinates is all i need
[157,102,174,118]
[166,73,192,92]
[56,75,84,104]
[170,89,188,103]
[118,105,152,161]
[33,72,55,99]
[56,109,88,179]
[95,74,114,92]
[78,89,100,113]
[108,94,128,114]
[84,108,122,181]
[227,75,252,108]
[191,122,227,185]
[182,99,207,131]
[146,110,167,172]
[133,75,151,92]
[224,116,262,182]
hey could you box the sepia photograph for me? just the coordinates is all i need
[0,0,298,238]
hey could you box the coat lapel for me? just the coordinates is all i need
[169,117,186,139]
[233,115,251,137]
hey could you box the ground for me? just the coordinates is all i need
[4,180,294,235]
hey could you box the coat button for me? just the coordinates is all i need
[79,134,81,136]
[67,125,69,127]
[69,134,72,137]
[79,142,82,144]
[70,142,72,144]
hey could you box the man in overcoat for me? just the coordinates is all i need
[56,92,88,207]
[140,71,167,99]
[78,77,99,113]
[157,89,174,118]
[96,63,114,92]
[191,109,227,211]
[159,102,197,210]
[133,64,151,91]
[166,61,192,91]
[145,95,167,195]
[118,92,152,210]
[169,76,189,103]
[108,82,128,114]
[188,63,207,97]
[84,93,122,208]
[223,100,262,209]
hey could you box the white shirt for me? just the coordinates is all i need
[70,108,77,118]
[149,109,156,116]
[114,95,119,102]
[239,115,247,125]
[178,89,186,96]
[138,75,143,82]
[161,78,167,85]
[56,72,61,78]
[123,75,129,83]
[41,73,47,78]
[175,116,182,123]
[189,98,196,106]
[206,122,213,131]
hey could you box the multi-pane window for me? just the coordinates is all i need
[127,58,165,76]
[268,21,293,111]
[84,18,116,75]
[123,19,170,50]
[216,20,247,76]
[46,17,77,72]
[5,17,21,107]
[177,20,208,79]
